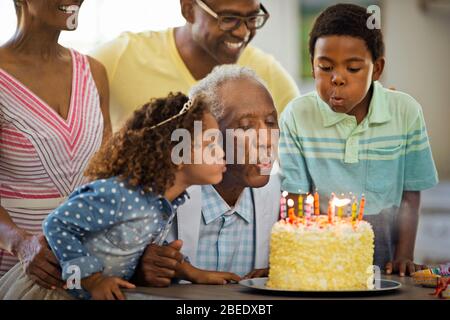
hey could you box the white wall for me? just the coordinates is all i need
[252,0,302,88]
[382,0,450,180]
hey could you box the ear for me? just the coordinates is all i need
[180,0,195,24]
[175,163,184,171]
[310,58,316,79]
[176,163,184,171]
[372,57,385,81]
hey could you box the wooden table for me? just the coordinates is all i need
[125,275,437,300]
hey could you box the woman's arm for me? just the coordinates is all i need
[88,56,112,142]
[0,206,64,289]
[0,205,27,256]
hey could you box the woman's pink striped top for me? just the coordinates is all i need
[0,49,104,276]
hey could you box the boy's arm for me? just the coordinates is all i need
[387,100,438,276]
[385,191,425,276]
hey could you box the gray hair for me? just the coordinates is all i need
[189,65,268,121]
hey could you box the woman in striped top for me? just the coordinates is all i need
[0,0,112,287]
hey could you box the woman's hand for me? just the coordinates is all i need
[16,234,64,289]
[82,273,136,300]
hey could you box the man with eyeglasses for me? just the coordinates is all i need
[92,0,300,131]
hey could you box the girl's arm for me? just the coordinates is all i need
[175,260,241,285]
[81,272,135,300]
[44,181,125,282]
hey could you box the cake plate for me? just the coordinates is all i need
[239,277,402,294]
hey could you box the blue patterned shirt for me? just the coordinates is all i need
[196,185,255,277]
[43,177,188,299]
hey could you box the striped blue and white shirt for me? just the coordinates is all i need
[196,185,255,277]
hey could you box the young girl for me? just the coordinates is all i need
[0,92,227,300]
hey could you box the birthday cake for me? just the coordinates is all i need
[267,194,375,291]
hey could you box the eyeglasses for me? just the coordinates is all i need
[195,0,270,32]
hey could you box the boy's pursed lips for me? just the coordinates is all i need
[330,94,346,107]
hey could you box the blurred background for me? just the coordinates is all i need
[1,0,449,264]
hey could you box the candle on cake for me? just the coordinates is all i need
[287,198,295,221]
[347,192,353,216]
[337,193,345,218]
[351,196,358,221]
[358,194,366,221]
[298,193,303,217]
[280,191,288,219]
[314,191,320,216]
[327,193,336,223]
[305,194,314,222]
[335,197,351,219]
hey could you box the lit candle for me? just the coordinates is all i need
[328,193,336,223]
[314,191,320,216]
[280,191,288,219]
[280,191,289,219]
[287,198,295,221]
[298,193,303,217]
[337,206,343,218]
[338,193,345,218]
[358,194,366,221]
[327,199,333,224]
[347,192,353,216]
[335,197,351,219]
[351,197,358,221]
[305,194,314,222]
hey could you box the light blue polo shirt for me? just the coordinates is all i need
[279,81,438,215]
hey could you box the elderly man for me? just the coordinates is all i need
[133,65,281,286]
[91,0,299,131]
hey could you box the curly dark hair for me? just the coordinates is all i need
[85,92,208,195]
[309,3,385,62]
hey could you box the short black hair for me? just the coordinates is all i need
[309,3,385,62]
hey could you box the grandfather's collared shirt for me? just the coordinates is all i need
[196,185,255,277]
[279,81,438,215]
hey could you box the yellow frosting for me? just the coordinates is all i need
[267,216,374,291]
